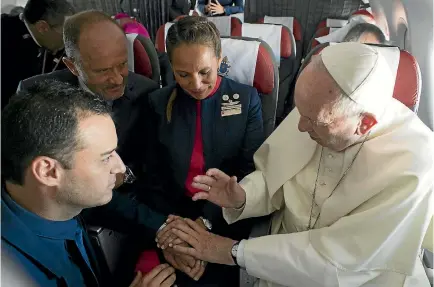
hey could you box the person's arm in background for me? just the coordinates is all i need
[223,0,244,15]
[81,191,167,236]
[197,0,208,15]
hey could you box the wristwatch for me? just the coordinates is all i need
[199,217,212,231]
[231,241,240,265]
[123,166,136,184]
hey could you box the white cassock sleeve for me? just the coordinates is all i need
[223,170,284,223]
[229,174,434,287]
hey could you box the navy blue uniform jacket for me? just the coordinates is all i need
[139,76,264,237]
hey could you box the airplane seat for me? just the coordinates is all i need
[113,13,161,83]
[113,13,150,38]
[155,23,168,53]
[350,9,375,23]
[309,17,351,52]
[315,18,348,32]
[155,17,242,52]
[206,16,242,37]
[257,16,303,60]
[234,23,295,124]
[125,34,161,83]
[307,9,376,54]
[219,36,279,137]
[313,10,374,33]
[308,27,334,55]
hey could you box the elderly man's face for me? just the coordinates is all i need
[66,22,129,101]
[294,60,363,152]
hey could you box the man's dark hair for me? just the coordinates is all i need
[1,80,111,185]
[343,23,386,44]
[166,16,221,62]
[23,0,75,26]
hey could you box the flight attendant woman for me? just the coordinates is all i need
[137,16,264,286]
[144,15,263,239]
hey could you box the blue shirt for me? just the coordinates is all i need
[2,190,95,287]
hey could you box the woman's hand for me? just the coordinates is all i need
[209,0,225,15]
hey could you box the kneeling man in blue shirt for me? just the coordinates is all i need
[1,80,176,287]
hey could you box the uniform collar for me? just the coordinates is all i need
[180,76,223,101]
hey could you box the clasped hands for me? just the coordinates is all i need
[155,216,207,281]
[156,215,238,281]
[155,169,246,281]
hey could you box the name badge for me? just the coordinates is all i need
[221,94,242,117]
[221,106,242,117]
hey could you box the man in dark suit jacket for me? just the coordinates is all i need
[1,0,74,110]
[19,10,159,191]
[17,10,174,285]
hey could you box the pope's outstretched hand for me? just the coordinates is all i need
[191,168,246,209]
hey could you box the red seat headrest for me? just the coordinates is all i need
[257,17,302,42]
[156,23,167,53]
[230,17,242,36]
[316,18,348,33]
[220,37,275,95]
[351,9,375,21]
[132,38,153,79]
[236,23,294,59]
[255,44,276,94]
[316,19,328,32]
[205,16,242,37]
[393,50,421,111]
[310,27,331,50]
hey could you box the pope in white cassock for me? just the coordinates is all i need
[157,42,434,287]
